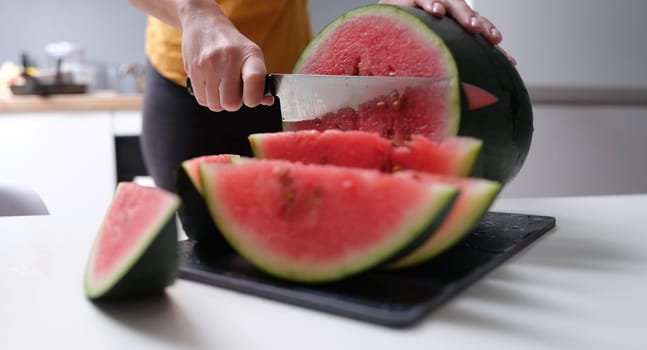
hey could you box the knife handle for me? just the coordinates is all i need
[186,77,195,96]
[264,74,277,97]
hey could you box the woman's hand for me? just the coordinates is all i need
[378,0,516,64]
[179,1,273,112]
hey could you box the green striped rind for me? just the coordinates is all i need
[291,4,461,138]
[388,175,501,269]
[454,138,483,177]
[84,183,180,300]
[200,160,458,283]
[248,134,266,159]
[175,154,239,247]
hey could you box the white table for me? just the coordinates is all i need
[1,195,646,350]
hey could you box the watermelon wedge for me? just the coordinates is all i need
[199,158,458,283]
[287,4,533,184]
[249,130,482,176]
[175,154,237,247]
[389,172,501,269]
[250,130,392,171]
[84,182,180,300]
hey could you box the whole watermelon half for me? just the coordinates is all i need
[288,4,533,184]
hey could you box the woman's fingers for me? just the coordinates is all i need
[219,50,244,112]
[205,74,223,112]
[472,11,502,45]
[241,51,270,108]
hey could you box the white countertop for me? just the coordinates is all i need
[1,194,646,349]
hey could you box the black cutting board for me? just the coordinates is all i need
[178,211,555,328]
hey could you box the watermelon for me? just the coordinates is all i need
[389,172,501,269]
[250,130,482,176]
[391,135,481,176]
[287,4,533,184]
[250,130,392,171]
[199,158,458,283]
[175,154,237,250]
[84,182,180,300]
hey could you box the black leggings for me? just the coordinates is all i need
[140,62,283,192]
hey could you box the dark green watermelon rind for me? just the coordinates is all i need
[200,160,459,283]
[395,6,533,184]
[388,175,501,269]
[84,185,180,300]
[290,4,461,139]
[175,162,235,252]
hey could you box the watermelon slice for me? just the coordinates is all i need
[199,158,458,283]
[175,154,237,248]
[249,130,482,176]
[250,130,392,171]
[389,172,501,269]
[84,182,180,300]
[287,4,533,184]
[391,135,481,176]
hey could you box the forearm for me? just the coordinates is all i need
[127,0,228,30]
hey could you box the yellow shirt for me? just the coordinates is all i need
[145,0,313,86]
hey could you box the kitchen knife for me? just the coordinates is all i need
[186,74,497,121]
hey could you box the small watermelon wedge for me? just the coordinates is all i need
[389,172,501,269]
[200,158,458,283]
[175,154,238,248]
[84,182,180,300]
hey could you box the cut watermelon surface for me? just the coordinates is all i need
[84,182,180,300]
[250,130,392,171]
[391,136,481,176]
[288,6,460,144]
[179,154,239,193]
[199,158,458,282]
[250,130,481,176]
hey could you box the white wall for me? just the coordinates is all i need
[474,0,647,89]
[473,0,647,197]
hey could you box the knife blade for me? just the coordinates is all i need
[264,74,453,122]
[186,74,497,121]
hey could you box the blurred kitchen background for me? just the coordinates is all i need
[1,0,646,216]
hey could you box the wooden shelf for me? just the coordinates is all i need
[0,92,142,113]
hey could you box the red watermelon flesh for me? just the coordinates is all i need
[250,130,392,171]
[391,135,481,176]
[389,172,501,269]
[176,153,239,246]
[288,7,460,144]
[250,130,481,176]
[200,158,458,283]
[85,182,180,299]
[181,154,238,193]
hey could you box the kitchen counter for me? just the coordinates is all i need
[0,92,142,113]
[1,194,646,349]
